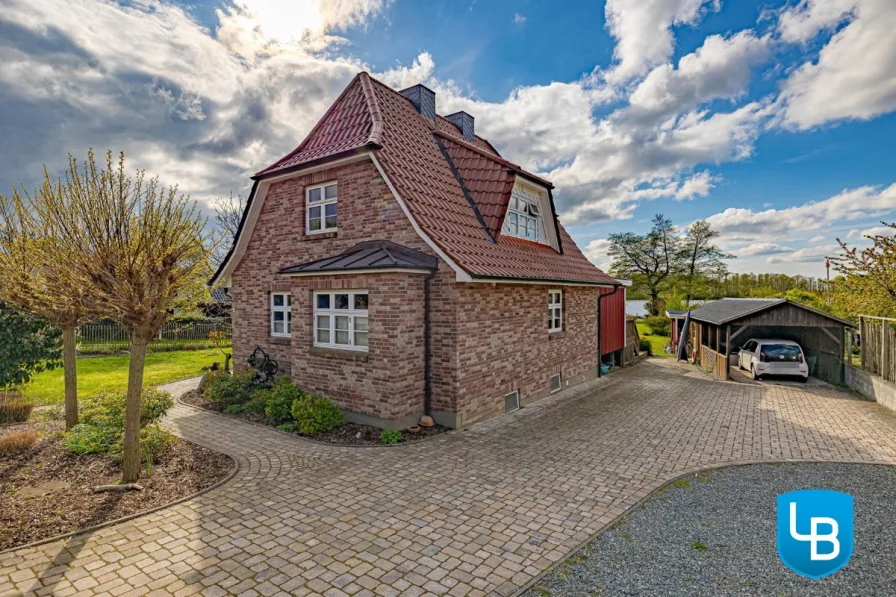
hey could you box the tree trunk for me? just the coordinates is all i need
[62,326,79,430]
[122,339,148,483]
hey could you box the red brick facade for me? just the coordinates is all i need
[230,157,615,429]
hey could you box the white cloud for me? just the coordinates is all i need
[777,0,896,129]
[777,0,857,44]
[738,242,792,256]
[602,0,718,84]
[808,234,826,243]
[584,239,613,270]
[513,13,527,25]
[767,244,837,264]
[859,225,896,238]
[706,183,896,243]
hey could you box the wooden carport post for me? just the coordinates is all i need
[725,325,730,381]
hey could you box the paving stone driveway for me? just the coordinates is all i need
[3,358,896,597]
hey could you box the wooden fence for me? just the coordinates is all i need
[859,315,896,383]
[699,344,729,381]
[77,319,232,354]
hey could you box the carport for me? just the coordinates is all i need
[686,298,854,384]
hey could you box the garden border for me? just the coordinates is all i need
[511,458,896,597]
[176,388,455,449]
[0,449,239,557]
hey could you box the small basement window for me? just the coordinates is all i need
[505,390,520,413]
[270,292,291,337]
[313,290,368,351]
[550,374,561,393]
[307,182,338,234]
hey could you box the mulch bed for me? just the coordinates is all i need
[181,389,449,446]
[0,420,234,552]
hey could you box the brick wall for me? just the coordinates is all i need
[453,284,599,426]
[230,158,458,425]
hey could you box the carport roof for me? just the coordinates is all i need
[687,298,854,327]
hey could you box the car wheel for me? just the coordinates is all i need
[799,376,808,383]
[752,366,761,380]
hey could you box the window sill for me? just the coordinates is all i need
[269,336,292,345]
[310,346,369,361]
[301,231,337,241]
[548,331,566,339]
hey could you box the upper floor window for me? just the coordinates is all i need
[548,290,562,332]
[271,292,291,337]
[307,182,338,234]
[314,290,368,351]
[503,186,546,243]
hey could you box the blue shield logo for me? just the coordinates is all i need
[777,489,854,579]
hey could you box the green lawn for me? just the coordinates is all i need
[636,322,674,358]
[22,349,224,405]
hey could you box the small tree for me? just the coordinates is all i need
[37,151,213,482]
[830,222,896,318]
[0,189,98,428]
[0,302,62,394]
[211,192,246,267]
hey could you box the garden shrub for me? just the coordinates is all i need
[644,315,671,337]
[136,424,178,456]
[244,393,268,415]
[639,339,652,355]
[276,423,296,433]
[224,404,243,415]
[204,370,256,407]
[65,423,117,454]
[379,430,402,445]
[0,429,38,455]
[290,392,343,435]
[0,393,33,424]
[262,377,304,424]
[65,388,175,455]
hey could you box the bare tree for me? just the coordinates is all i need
[36,150,214,481]
[0,186,99,429]
[212,193,245,267]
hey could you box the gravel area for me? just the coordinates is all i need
[524,463,896,597]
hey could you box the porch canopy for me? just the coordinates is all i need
[279,240,438,276]
[687,298,854,384]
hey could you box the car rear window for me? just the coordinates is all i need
[760,345,801,361]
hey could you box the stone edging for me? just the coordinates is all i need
[511,458,896,597]
[0,452,240,557]
[175,392,455,450]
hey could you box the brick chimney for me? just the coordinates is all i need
[400,84,436,119]
[445,111,475,142]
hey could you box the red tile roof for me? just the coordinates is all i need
[256,72,618,285]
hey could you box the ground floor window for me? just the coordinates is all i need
[548,289,562,332]
[271,292,291,337]
[314,290,369,351]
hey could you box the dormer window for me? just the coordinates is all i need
[503,185,547,243]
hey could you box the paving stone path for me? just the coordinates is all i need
[3,359,896,597]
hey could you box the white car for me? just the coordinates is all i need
[737,339,809,382]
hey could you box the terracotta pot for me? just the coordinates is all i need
[407,426,421,434]
[418,415,434,427]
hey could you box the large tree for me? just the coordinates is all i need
[830,222,896,318]
[679,220,734,308]
[0,189,98,428]
[37,151,213,482]
[608,214,682,315]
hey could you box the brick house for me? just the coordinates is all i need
[211,72,626,429]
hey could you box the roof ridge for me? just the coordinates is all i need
[358,72,384,146]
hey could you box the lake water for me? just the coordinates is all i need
[625,300,648,317]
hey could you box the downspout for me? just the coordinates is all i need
[597,285,623,377]
[423,270,436,416]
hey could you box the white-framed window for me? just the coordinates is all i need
[548,289,562,332]
[550,373,562,393]
[271,292,291,337]
[503,186,546,242]
[313,290,368,351]
[306,182,338,234]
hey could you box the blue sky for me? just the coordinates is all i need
[1,0,894,277]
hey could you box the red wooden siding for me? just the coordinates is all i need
[600,287,625,355]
